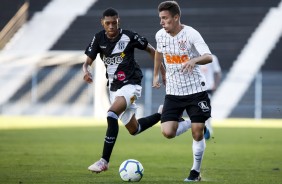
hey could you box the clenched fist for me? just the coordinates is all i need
[83,72,93,83]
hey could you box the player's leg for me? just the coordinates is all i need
[184,122,206,182]
[184,91,211,182]
[204,91,213,139]
[88,92,127,173]
[176,118,191,136]
[160,95,186,139]
[116,84,161,135]
[124,112,161,135]
[157,104,191,137]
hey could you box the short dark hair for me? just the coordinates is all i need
[158,1,181,17]
[102,8,119,18]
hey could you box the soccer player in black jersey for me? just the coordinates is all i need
[82,8,164,173]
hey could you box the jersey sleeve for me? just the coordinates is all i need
[84,34,101,60]
[190,28,211,56]
[131,32,148,50]
[155,30,162,53]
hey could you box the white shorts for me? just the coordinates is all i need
[109,84,142,125]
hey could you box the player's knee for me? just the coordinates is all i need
[128,129,136,135]
[125,119,139,136]
[192,131,203,141]
[162,130,176,139]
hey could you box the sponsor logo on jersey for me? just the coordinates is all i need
[116,71,126,81]
[198,101,210,112]
[178,40,187,51]
[164,54,189,64]
[104,55,123,65]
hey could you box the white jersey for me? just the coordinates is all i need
[200,55,221,90]
[155,25,211,96]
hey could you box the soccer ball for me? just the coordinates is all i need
[119,159,144,182]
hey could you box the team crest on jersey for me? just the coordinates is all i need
[118,41,125,50]
[178,40,187,51]
[198,101,210,112]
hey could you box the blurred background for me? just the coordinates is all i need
[0,0,281,120]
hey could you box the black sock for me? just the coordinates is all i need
[136,113,161,134]
[102,116,119,163]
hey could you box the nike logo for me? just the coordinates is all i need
[163,45,168,47]
[100,45,106,49]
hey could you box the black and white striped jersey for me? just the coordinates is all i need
[155,25,211,96]
[85,29,148,91]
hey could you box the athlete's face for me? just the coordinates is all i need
[101,16,120,39]
[159,10,179,34]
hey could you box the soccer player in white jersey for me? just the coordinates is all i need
[153,1,213,182]
[200,54,222,135]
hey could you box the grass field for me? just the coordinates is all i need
[0,117,281,184]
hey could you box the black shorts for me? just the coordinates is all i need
[161,91,211,123]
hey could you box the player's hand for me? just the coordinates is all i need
[181,59,196,74]
[152,76,161,88]
[83,72,93,83]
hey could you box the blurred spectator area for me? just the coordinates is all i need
[0,0,51,49]
[51,0,282,70]
[0,0,25,31]
[1,0,282,118]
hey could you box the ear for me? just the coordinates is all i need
[174,14,179,22]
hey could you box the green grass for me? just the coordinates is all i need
[0,125,281,184]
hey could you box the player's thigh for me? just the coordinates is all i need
[161,95,185,123]
[161,120,179,138]
[186,91,211,123]
[109,84,141,114]
[110,84,142,107]
[109,96,127,115]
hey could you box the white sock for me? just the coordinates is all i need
[191,139,206,172]
[205,118,213,134]
[176,119,191,136]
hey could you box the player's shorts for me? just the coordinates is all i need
[109,84,142,125]
[161,91,211,123]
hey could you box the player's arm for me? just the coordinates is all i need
[82,56,94,83]
[145,43,166,86]
[181,54,212,73]
[153,51,164,88]
[181,28,212,73]
[192,54,213,65]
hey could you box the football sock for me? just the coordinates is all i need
[176,119,191,136]
[191,138,206,172]
[134,113,161,135]
[205,118,213,134]
[102,111,119,163]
